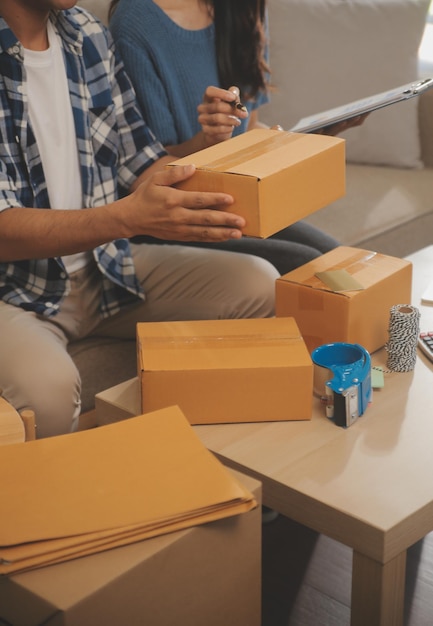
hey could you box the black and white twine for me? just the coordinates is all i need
[385,304,420,372]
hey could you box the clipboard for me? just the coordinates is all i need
[290,77,433,134]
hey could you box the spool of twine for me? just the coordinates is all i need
[386,304,420,372]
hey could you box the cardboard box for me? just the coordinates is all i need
[137,317,313,423]
[0,470,262,626]
[275,246,413,354]
[167,128,345,238]
[95,377,140,426]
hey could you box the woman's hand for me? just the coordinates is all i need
[197,85,248,147]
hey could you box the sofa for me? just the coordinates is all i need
[74,0,433,417]
[261,0,433,260]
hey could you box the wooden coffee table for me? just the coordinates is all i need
[194,246,433,626]
[95,246,433,626]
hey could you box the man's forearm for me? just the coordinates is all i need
[0,203,132,262]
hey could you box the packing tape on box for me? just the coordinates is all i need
[386,304,420,372]
[311,342,372,428]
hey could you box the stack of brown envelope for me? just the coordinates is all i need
[0,406,256,575]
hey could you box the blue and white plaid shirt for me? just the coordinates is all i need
[0,7,167,318]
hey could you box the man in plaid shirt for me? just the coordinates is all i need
[0,1,278,438]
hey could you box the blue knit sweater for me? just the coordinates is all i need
[110,0,269,146]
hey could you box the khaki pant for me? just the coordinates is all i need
[0,244,278,438]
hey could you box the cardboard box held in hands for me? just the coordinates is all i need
[167,128,345,238]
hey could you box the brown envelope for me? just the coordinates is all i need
[0,406,255,574]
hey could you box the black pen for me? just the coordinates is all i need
[229,100,248,113]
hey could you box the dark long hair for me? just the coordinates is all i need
[108,0,270,100]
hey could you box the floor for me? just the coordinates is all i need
[262,514,433,626]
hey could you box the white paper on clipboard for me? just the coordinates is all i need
[290,78,433,134]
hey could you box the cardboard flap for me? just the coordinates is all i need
[137,317,311,370]
[281,246,412,294]
[168,129,344,179]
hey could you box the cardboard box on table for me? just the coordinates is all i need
[275,246,413,354]
[137,317,314,423]
[167,128,345,238]
[0,467,262,626]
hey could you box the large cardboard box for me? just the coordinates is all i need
[167,128,345,238]
[137,317,313,423]
[0,470,262,626]
[275,246,413,354]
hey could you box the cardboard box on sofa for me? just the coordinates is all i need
[137,317,313,423]
[0,469,262,626]
[167,128,345,238]
[275,246,413,354]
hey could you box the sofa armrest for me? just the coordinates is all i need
[419,89,433,168]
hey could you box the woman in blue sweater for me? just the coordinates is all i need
[108,0,342,275]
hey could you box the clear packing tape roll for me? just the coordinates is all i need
[386,304,420,372]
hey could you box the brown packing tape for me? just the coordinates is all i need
[139,334,303,349]
[136,318,304,336]
[198,132,306,172]
[298,250,379,290]
[137,318,305,351]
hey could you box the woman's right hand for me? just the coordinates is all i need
[196,85,248,147]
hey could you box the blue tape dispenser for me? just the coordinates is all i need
[311,342,372,428]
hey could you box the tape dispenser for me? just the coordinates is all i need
[311,342,372,428]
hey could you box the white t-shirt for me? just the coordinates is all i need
[23,21,90,273]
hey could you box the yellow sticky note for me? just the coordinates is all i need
[371,367,385,388]
[315,269,364,292]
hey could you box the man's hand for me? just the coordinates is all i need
[0,162,244,262]
[124,163,245,242]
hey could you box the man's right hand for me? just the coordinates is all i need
[124,163,245,242]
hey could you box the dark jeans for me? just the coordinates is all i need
[132,221,339,275]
